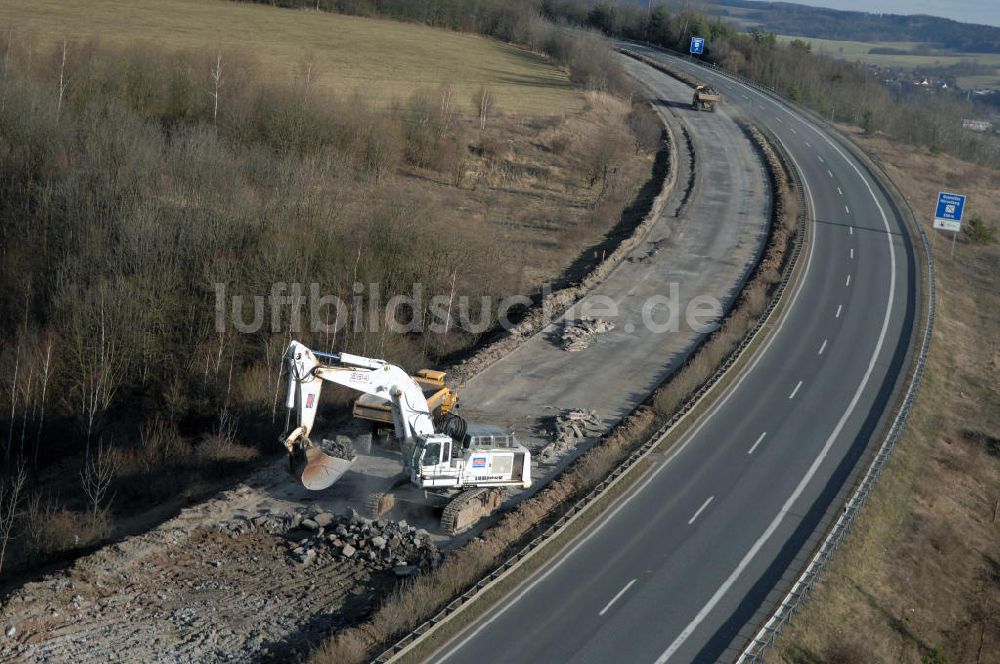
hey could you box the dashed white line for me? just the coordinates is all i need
[653,56,900,664]
[849,226,854,235]
[846,274,851,287]
[804,140,811,148]
[836,304,843,318]
[818,339,828,355]
[688,496,715,525]
[747,432,767,455]
[837,186,843,196]
[850,247,854,259]
[776,117,783,123]
[827,169,834,178]
[818,155,825,163]
[788,380,803,400]
[790,127,797,134]
[844,205,851,214]
[598,579,637,616]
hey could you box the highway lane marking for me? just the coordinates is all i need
[790,127,797,134]
[828,169,834,178]
[688,496,715,525]
[652,66,899,663]
[837,186,843,196]
[850,248,854,259]
[836,304,843,318]
[846,274,851,287]
[598,579,637,616]
[747,432,767,455]
[818,155,824,163]
[818,339,827,355]
[849,225,854,235]
[776,117,783,123]
[845,204,851,214]
[804,140,811,148]
[788,380,803,399]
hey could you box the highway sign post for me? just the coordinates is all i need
[932,191,966,258]
[689,37,704,56]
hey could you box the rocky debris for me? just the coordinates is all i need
[537,408,605,463]
[320,436,355,461]
[279,508,438,575]
[559,318,615,352]
[4,625,15,639]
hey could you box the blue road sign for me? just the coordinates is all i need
[690,37,705,55]
[933,191,966,232]
[934,191,966,222]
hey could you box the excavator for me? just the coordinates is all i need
[280,340,531,534]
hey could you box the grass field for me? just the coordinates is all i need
[776,33,1000,86]
[0,0,583,115]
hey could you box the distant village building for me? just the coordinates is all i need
[961,119,993,132]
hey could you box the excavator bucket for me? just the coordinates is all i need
[295,446,353,491]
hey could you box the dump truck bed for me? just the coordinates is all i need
[353,370,456,425]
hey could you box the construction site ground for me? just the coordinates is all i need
[0,58,771,663]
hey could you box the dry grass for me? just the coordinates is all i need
[777,131,1000,664]
[0,0,582,115]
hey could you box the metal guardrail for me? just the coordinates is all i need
[372,83,810,664]
[621,40,936,664]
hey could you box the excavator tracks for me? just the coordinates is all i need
[440,488,505,536]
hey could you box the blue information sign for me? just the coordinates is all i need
[933,191,966,231]
[690,37,704,55]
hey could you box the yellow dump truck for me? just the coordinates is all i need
[692,84,721,112]
[353,369,458,426]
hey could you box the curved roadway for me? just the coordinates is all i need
[430,46,917,663]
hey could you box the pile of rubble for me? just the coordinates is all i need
[320,436,356,461]
[559,317,615,351]
[537,408,605,464]
[280,509,440,577]
[554,408,603,443]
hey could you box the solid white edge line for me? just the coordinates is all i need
[599,579,637,616]
[688,496,715,525]
[652,65,898,662]
[747,432,767,455]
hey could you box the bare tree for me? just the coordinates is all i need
[209,53,222,126]
[55,39,68,122]
[476,87,493,130]
[0,464,27,575]
[80,439,116,525]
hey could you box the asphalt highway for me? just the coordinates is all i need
[431,46,917,663]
